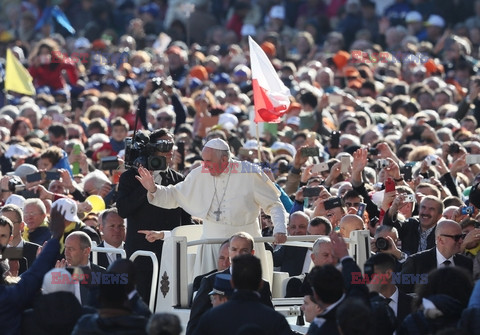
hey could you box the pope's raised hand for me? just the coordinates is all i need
[135,166,157,193]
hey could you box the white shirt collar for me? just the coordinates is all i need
[436,247,454,267]
[8,239,24,248]
[103,240,124,249]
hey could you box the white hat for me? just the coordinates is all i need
[52,198,80,222]
[74,37,91,50]
[286,116,300,127]
[241,24,256,36]
[4,194,26,210]
[204,138,230,151]
[405,11,422,23]
[243,139,259,150]
[218,113,239,131]
[425,15,445,28]
[270,141,296,157]
[42,268,76,295]
[225,105,241,114]
[269,5,285,19]
[11,163,38,179]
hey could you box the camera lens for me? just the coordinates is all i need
[148,156,166,171]
[430,160,436,166]
[375,237,389,251]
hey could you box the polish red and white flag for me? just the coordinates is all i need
[249,36,291,123]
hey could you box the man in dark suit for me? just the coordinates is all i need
[1,204,39,274]
[364,253,412,326]
[307,232,369,335]
[383,195,443,256]
[62,231,106,306]
[273,211,310,276]
[191,239,230,300]
[193,254,291,335]
[117,128,192,305]
[187,232,273,335]
[93,208,125,269]
[400,219,473,293]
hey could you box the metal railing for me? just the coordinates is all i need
[90,246,159,312]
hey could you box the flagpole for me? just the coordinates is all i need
[256,123,262,164]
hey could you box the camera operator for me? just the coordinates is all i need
[117,128,192,305]
[371,225,407,273]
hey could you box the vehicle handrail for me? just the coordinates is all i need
[130,250,159,312]
[186,235,354,247]
[90,246,127,264]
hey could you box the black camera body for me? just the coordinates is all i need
[375,237,390,251]
[8,176,25,192]
[124,131,173,171]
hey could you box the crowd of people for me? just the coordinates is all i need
[2,0,480,334]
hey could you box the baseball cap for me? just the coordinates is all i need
[52,198,80,222]
[74,37,91,50]
[209,274,233,296]
[12,163,38,179]
[269,5,285,19]
[286,116,300,127]
[270,141,296,157]
[4,194,26,210]
[425,15,445,28]
[405,11,422,23]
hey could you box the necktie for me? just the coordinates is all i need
[384,297,392,305]
[443,260,451,267]
[116,253,121,260]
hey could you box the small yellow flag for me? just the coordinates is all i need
[5,48,36,96]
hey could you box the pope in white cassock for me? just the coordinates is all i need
[136,138,288,283]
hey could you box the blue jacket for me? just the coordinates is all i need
[0,238,60,335]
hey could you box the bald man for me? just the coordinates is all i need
[339,214,364,239]
[400,219,473,293]
[273,212,311,276]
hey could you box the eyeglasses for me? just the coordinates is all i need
[157,117,172,121]
[24,212,43,217]
[441,233,466,242]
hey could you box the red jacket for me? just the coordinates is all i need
[28,61,78,91]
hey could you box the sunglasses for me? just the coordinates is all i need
[440,233,466,242]
[157,117,172,121]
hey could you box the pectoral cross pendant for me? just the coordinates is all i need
[214,208,222,221]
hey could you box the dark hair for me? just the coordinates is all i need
[99,207,120,226]
[309,216,332,235]
[0,216,13,237]
[10,117,33,137]
[147,313,182,335]
[48,123,67,138]
[364,252,396,273]
[299,90,318,109]
[150,128,173,143]
[309,265,344,304]
[443,196,463,208]
[107,258,136,293]
[110,116,130,132]
[40,146,63,166]
[413,267,473,312]
[336,298,372,335]
[231,254,262,291]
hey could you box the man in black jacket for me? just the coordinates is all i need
[187,232,273,335]
[383,195,443,256]
[117,128,192,305]
[0,204,39,275]
[193,254,291,335]
[400,219,473,293]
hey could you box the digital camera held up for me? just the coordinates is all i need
[124,131,173,171]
